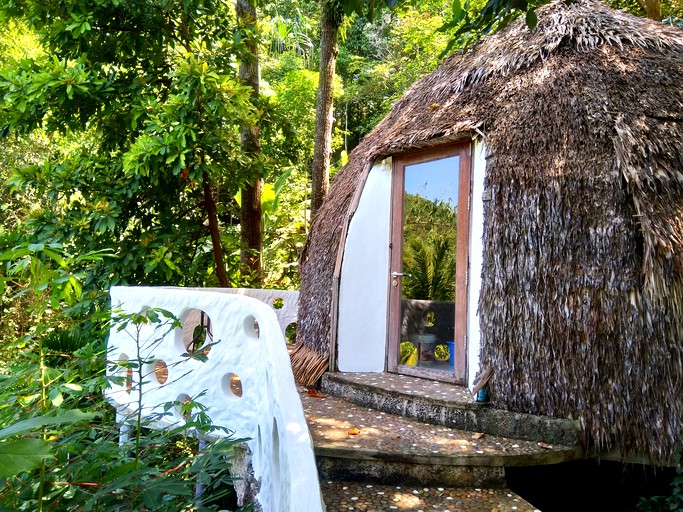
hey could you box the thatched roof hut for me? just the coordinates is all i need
[296,0,683,464]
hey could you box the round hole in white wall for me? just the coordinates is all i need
[114,353,133,393]
[273,297,285,310]
[175,309,213,356]
[243,315,260,339]
[285,322,297,345]
[145,359,169,385]
[175,393,192,420]
[114,353,129,375]
[221,372,243,399]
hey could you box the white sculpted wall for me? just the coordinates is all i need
[105,286,325,512]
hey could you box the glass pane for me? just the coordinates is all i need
[398,156,459,372]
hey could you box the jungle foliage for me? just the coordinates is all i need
[0,1,453,508]
[2,0,681,509]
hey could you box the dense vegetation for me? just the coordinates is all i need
[0,1,454,509]
[0,0,680,510]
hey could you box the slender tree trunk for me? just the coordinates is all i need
[310,0,342,222]
[181,6,230,287]
[637,0,662,20]
[203,173,230,287]
[236,0,262,283]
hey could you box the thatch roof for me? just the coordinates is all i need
[297,0,683,464]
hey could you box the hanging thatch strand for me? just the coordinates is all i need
[297,0,683,465]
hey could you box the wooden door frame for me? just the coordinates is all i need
[387,141,472,384]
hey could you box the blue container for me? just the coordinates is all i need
[446,340,455,367]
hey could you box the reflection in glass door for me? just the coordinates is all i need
[388,144,471,384]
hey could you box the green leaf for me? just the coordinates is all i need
[261,182,275,215]
[525,8,538,29]
[143,476,193,508]
[452,0,463,20]
[42,248,68,269]
[49,388,63,407]
[0,410,98,440]
[0,439,52,477]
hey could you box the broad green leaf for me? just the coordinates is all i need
[0,410,98,439]
[272,167,294,212]
[452,0,463,20]
[0,439,52,477]
[49,388,63,407]
[41,248,67,269]
[526,8,538,29]
[261,182,275,214]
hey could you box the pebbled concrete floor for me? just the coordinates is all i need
[319,480,540,512]
[298,384,544,511]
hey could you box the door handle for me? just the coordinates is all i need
[391,272,412,278]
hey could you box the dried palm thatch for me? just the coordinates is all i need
[298,0,683,464]
[288,342,329,387]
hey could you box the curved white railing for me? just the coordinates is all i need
[105,286,323,512]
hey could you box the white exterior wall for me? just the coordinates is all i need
[106,286,324,512]
[467,141,486,390]
[337,161,392,372]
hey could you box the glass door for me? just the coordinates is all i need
[387,143,471,384]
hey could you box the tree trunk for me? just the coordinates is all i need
[240,181,262,281]
[203,173,230,287]
[310,0,342,222]
[236,0,262,283]
[636,0,662,20]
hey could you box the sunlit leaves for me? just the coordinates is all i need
[438,0,545,54]
[123,44,258,189]
[338,0,401,20]
[0,243,112,317]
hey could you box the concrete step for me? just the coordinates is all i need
[299,385,582,489]
[318,480,541,512]
[319,372,581,447]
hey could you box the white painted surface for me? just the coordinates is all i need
[106,286,324,512]
[467,142,486,390]
[172,287,299,339]
[337,161,392,372]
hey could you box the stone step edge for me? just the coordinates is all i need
[314,444,584,468]
[315,456,508,488]
[320,373,582,447]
